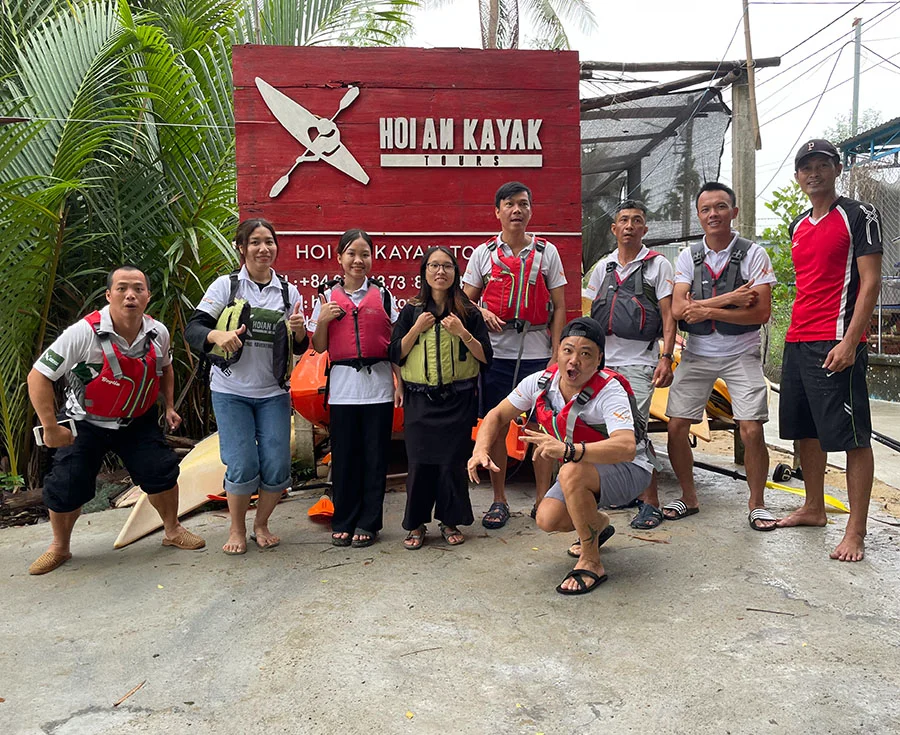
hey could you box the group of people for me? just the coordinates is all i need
[27,138,883,597]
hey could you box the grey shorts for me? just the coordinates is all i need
[666,349,768,423]
[607,363,661,472]
[545,462,651,509]
[607,363,653,428]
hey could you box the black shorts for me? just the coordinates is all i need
[42,406,180,513]
[480,357,549,417]
[779,341,871,452]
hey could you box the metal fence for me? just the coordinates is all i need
[842,164,900,356]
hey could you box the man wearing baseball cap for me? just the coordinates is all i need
[777,139,883,562]
[467,317,654,594]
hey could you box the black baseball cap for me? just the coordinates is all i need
[561,317,606,359]
[794,139,840,169]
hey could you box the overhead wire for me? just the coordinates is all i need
[759,46,900,128]
[755,46,845,197]
[758,0,900,88]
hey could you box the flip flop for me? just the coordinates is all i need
[331,532,352,547]
[609,498,641,510]
[748,508,778,532]
[351,529,378,548]
[222,541,247,555]
[566,525,616,558]
[630,503,664,530]
[662,500,700,520]
[556,569,608,595]
[482,501,510,529]
[249,532,280,549]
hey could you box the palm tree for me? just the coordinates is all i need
[0,0,417,486]
[430,0,596,50]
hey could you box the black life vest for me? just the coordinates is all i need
[679,238,759,336]
[591,250,664,344]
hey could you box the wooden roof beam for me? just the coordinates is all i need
[580,57,781,74]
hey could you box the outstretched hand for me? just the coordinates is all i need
[467,450,500,484]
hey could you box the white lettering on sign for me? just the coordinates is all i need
[440,118,453,150]
[294,242,475,262]
[528,119,542,150]
[378,118,542,153]
[480,121,495,150]
[380,154,542,168]
[295,244,334,260]
[422,118,437,150]
[463,119,478,150]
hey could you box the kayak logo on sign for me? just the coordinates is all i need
[255,77,369,197]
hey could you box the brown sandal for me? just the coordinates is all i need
[403,525,426,550]
[439,523,465,546]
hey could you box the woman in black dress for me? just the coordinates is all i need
[391,246,492,549]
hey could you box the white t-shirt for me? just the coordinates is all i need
[33,306,172,429]
[196,267,302,399]
[461,234,567,360]
[674,233,776,358]
[583,245,675,368]
[308,280,399,405]
[506,369,654,474]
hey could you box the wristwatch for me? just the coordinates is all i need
[659,352,674,361]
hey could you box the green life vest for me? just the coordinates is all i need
[208,271,294,388]
[400,309,481,387]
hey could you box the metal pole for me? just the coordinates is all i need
[852,18,862,136]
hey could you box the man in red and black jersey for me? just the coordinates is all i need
[778,139,883,562]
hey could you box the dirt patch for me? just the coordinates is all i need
[696,428,900,519]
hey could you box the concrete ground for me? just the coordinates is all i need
[766,392,900,480]
[2,455,899,735]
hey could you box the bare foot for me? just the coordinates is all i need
[830,532,865,562]
[776,508,827,528]
[252,525,280,549]
[223,530,247,555]
[558,558,606,593]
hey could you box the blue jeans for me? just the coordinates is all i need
[212,391,292,495]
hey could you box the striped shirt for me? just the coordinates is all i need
[787,196,882,342]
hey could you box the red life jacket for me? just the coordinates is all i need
[533,365,636,445]
[480,236,551,330]
[325,279,391,369]
[82,311,162,420]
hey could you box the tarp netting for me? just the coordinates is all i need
[581,89,731,272]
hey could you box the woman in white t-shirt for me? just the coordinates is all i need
[185,219,307,555]
[309,230,401,548]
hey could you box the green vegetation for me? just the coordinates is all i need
[759,181,807,378]
[0,0,416,487]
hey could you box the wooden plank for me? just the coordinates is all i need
[233,46,580,91]
[580,57,781,73]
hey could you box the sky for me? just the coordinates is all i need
[408,0,900,228]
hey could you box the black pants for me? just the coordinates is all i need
[330,402,393,534]
[402,461,474,530]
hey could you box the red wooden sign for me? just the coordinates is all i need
[233,46,582,319]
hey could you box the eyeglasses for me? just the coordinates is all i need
[426,262,455,273]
